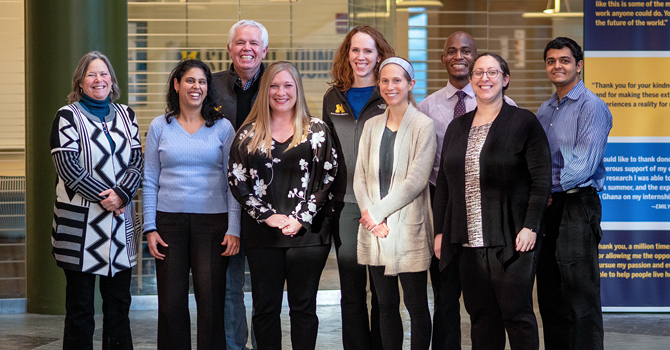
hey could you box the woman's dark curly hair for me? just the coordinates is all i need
[165,59,223,127]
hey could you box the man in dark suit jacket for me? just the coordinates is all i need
[212,19,268,350]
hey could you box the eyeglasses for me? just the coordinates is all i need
[471,69,503,79]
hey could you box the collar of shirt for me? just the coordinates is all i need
[231,65,261,91]
[445,81,475,101]
[546,79,586,107]
[418,81,476,186]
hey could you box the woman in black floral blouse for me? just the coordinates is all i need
[228,61,338,350]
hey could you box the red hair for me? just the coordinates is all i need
[330,26,395,91]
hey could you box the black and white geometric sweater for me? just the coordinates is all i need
[49,103,144,276]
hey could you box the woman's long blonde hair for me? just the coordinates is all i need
[240,61,311,158]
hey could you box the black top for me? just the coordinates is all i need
[233,78,260,129]
[228,118,338,249]
[433,101,552,270]
[211,63,266,130]
[379,127,397,199]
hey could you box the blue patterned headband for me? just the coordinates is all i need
[378,57,414,80]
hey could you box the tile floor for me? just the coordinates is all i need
[1,247,668,349]
[1,303,669,349]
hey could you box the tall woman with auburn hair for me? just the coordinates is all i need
[321,25,394,350]
[228,61,338,350]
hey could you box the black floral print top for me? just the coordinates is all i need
[228,117,338,248]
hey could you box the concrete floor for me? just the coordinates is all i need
[1,248,669,349]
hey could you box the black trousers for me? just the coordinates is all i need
[429,256,462,350]
[335,202,382,350]
[154,212,230,350]
[63,268,133,350]
[429,184,463,350]
[246,244,331,350]
[537,191,604,350]
[460,247,539,350]
[369,266,432,350]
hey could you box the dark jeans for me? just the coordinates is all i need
[335,202,382,350]
[429,184,463,350]
[155,212,230,350]
[246,244,331,350]
[369,266,431,350]
[224,244,250,350]
[537,191,604,350]
[63,268,133,350]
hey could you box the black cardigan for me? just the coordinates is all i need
[433,101,552,270]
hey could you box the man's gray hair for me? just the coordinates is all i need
[228,20,269,49]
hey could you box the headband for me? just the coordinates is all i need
[378,57,414,79]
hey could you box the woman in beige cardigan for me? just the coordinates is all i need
[353,57,436,350]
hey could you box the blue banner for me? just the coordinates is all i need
[585,1,670,310]
[585,1,670,51]
[599,230,670,307]
[601,143,670,222]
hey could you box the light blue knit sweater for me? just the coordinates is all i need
[142,115,241,236]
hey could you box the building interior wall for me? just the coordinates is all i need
[0,0,583,302]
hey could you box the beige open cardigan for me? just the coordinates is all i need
[353,104,436,276]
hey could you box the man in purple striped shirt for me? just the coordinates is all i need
[535,37,613,350]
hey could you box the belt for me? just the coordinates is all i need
[565,186,597,195]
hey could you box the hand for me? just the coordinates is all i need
[281,216,303,236]
[547,194,553,207]
[359,209,378,231]
[434,233,443,260]
[113,206,127,217]
[371,221,389,238]
[146,231,168,260]
[221,234,240,256]
[99,189,123,212]
[265,214,289,228]
[515,227,537,252]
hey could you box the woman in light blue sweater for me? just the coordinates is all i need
[143,59,241,350]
